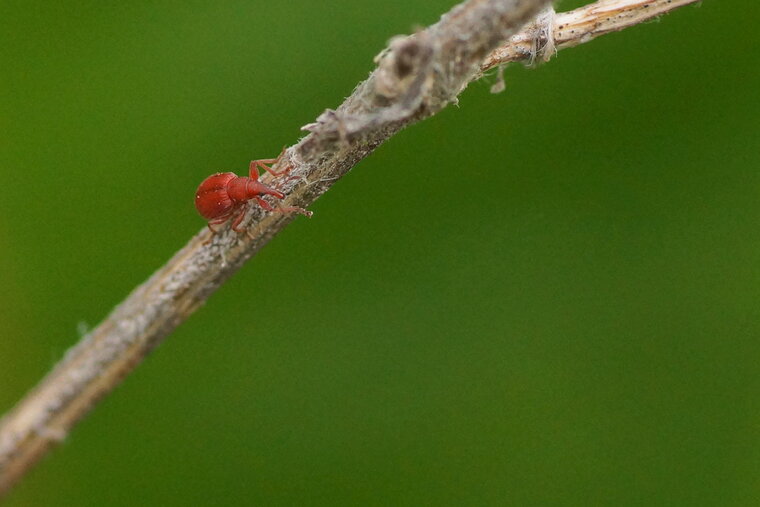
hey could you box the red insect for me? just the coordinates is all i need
[195,152,311,235]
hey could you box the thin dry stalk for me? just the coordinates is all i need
[481,0,701,70]
[0,0,698,498]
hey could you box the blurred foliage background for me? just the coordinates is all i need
[1,0,759,505]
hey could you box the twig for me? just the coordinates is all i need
[481,0,700,71]
[0,0,698,497]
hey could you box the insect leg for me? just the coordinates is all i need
[230,206,249,233]
[254,197,312,217]
[249,147,291,179]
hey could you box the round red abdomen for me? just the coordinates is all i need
[195,172,236,220]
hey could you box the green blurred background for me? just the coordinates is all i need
[1,0,758,505]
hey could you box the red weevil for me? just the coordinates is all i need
[195,152,311,235]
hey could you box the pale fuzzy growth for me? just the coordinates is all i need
[533,7,557,63]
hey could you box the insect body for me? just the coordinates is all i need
[195,154,310,235]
